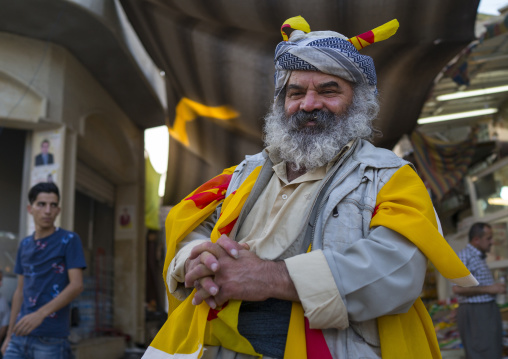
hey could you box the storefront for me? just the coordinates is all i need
[409,8,508,357]
[0,1,166,356]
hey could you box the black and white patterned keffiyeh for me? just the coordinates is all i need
[273,30,378,102]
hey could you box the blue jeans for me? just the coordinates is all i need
[3,335,72,359]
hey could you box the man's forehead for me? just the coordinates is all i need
[287,70,350,86]
[35,192,59,202]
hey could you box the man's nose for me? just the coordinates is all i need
[300,92,323,112]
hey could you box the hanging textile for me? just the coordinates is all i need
[410,130,476,201]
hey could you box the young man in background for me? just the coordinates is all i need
[1,183,86,359]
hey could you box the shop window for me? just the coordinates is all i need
[71,191,114,342]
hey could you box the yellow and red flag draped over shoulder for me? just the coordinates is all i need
[145,163,475,359]
[162,165,236,316]
[149,166,267,359]
[371,165,475,284]
[372,165,477,359]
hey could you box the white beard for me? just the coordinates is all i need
[263,85,379,171]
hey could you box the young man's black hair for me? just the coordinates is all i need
[28,182,60,204]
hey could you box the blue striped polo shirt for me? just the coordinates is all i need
[456,243,495,304]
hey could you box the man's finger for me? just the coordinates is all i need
[204,297,218,309]
[13,322,22,335]
[216,234,249,258]
[191,276,220,307]
[201,251,220,272]
[189,242,226,260]
[212,292,229,308]
[16,321,29,336]
[192,287,210,307]
[188,244,228,274]
[198,276,219,297]
[185,261,214,287]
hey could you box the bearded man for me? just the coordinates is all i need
[144,17,477,359]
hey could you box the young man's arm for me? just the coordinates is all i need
[0,297,10,345]
[1,275,24,355]
[11,268,84,337]
[0,325,7,346]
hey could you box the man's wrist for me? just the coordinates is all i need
[266,260,298,301]
[37,307,51,318]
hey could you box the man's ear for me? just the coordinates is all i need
[27,204,33,215]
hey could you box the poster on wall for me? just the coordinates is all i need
[30,129,64,186]
[28,128,65,235]
[116,205,136,239]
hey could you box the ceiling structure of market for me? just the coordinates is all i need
[1,0,491,204]
[120,0,485,204]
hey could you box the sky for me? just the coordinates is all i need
[144,125,169,196]
[145,0,508,196]
[478,0,508,14]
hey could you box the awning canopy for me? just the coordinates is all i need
[119,0,480,204]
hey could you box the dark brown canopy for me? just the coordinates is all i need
[120,0,480,204]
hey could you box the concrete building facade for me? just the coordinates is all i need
[0,1,167,356]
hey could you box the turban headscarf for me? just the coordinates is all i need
[274,16,399,102]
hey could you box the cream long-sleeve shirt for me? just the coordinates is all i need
[168,146,351,328]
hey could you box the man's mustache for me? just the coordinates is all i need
[287,110,336,130]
